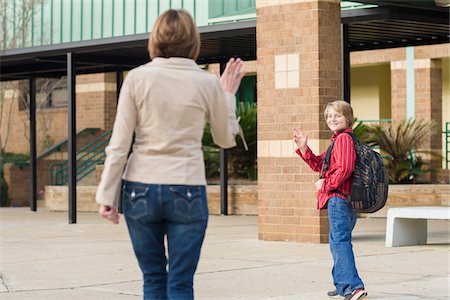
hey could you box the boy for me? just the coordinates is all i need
[293,100,367,300]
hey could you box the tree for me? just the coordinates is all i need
[0,0,51,206]
[0,0,44,155]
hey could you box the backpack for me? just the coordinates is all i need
[322,132,389,213]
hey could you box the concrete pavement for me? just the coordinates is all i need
[0,207,449,300]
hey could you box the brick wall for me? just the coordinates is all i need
[1,73,118,155]
[3,159,65,206]
[256,0,341,243]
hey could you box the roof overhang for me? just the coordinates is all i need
[343,5,449,51]
[1,3,448,81]
[0,21,256,81]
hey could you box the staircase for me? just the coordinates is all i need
[49,130,112,185]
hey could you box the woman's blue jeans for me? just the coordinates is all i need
[122,180,208,300]
[327,196,364,296]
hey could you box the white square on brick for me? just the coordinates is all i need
[269,140,281,157]
[275,71,287,89]
[287,54,299,71]
[287,71,299,88]
[275,55,287,72]
[281,140,295,157]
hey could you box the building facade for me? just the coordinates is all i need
[1,0,449,243]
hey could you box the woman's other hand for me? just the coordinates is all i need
[293,128,308,154]
[99,205,120,224]
[220,58,246,94]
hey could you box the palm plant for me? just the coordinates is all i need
[366,119,439,183]
[352,119,379,146]
[228,102,257,179]
[202,102,257,180]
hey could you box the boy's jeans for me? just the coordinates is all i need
[328,196,364,296]
[122,180,208,300]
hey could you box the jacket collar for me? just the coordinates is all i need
[331,127,353,141]
[150,57,199,69]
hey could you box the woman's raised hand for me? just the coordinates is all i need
[220,58,246,94]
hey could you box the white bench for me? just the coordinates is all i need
[385,206,450,247]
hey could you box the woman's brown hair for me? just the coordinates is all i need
[148,9,200,60]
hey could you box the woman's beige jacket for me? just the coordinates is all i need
[96,57,239,207]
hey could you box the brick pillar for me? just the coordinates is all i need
[391,58,443,177]
[390,60,407,121]
[256,0,341,243]
[415,59,443,177]
[76,72,117,130]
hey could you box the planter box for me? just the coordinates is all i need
[44,184,258,215]
[44,184,449,218]
[362,184,450,218]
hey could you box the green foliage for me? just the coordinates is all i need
[229,102,258,180]
[0,152,29,206]
[364,119,440,183]
[0,172,8,207]
[202,102,257,180]
[352,119,379,146]
[3,152,29,165]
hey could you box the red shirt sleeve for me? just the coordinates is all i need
[295,147,327,173]
[320,134,356,194]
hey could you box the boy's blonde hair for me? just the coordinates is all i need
[149,9,200,60]
[324,100,354,128]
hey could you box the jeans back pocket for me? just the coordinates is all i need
[122,184,150,221]
[170,186,207,223]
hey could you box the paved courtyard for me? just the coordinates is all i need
[0,207,449,299]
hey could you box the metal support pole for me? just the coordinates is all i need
[219,61,228,215]
[341,23,351,103]
[116,70,124,214]
[116,70,123,104]
[220,148,228,215]
[67,52,77,224]
[29,78,37,211]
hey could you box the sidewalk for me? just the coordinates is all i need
[0,207,449,300]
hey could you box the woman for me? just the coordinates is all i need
[96,9,245,300]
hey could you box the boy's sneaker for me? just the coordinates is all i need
[344,288,367,300]
[327,290,343,299]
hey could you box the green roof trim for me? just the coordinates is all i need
[341,1,378,10]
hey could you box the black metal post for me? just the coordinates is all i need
[29,78,37,211]
[341,23,351,103]
[116,70,123,104]
[67,52,77,224]
[220,148,228,215]
[116,70,124,214]
[219,61,228,215]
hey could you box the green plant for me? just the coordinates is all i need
[365,119,440,183]
[0,155,8,206]
[228,102,257,180]
[0,152,29,206]
[202,102,257,180]
[352,119,378,146]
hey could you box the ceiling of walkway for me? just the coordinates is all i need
[343,0,449,51]
[1,0,448,81]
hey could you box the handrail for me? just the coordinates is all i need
[50,130,112,185]
[37,128,101,160]
[358,119,392,123]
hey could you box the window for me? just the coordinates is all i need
[19,77,67,111]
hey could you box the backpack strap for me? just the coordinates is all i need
[321,139,335,179]
[345,132,359,147]
[321,132,358,198]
